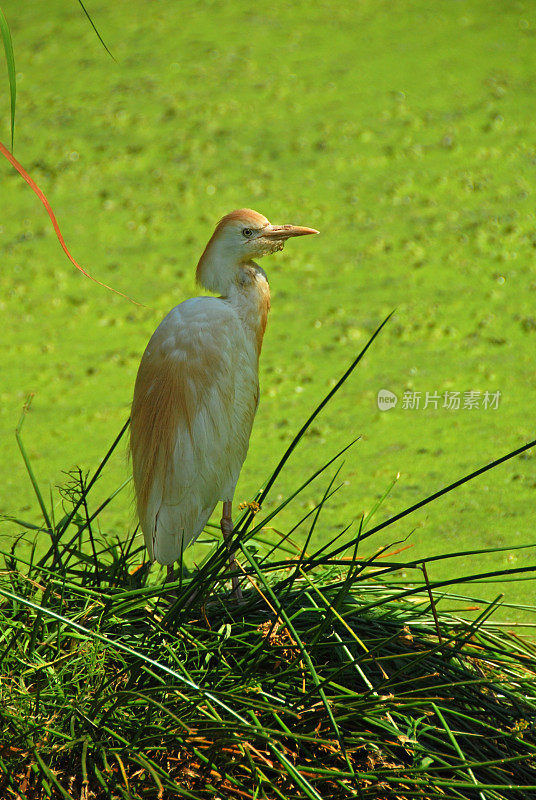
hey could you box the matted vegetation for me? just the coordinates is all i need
[1,326,535,799]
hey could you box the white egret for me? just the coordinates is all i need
[130,209,318,593]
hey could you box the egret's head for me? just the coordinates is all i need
[196,209,318,293]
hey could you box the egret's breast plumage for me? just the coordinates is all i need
[130,295,261,564]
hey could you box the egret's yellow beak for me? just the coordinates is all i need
[262,224,319,240]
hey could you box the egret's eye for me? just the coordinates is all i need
[242,228,254,238]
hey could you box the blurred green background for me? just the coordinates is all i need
[1,0,535,617]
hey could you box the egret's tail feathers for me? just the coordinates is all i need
[149,502,212,565]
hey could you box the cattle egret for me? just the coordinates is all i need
[130,209,318,595]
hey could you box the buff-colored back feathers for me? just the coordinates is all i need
[130,331,225,524]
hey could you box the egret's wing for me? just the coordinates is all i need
[130,297,258,564]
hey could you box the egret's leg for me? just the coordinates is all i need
[166,564,175,583]
[221,500,242,601]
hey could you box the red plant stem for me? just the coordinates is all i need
[0,139,143,305]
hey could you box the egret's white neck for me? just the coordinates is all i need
[196,233,271,355]
[197,235,247,295]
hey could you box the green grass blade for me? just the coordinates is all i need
[0,5,16,150]
[77,0,115,61]
[15,395,54,536]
